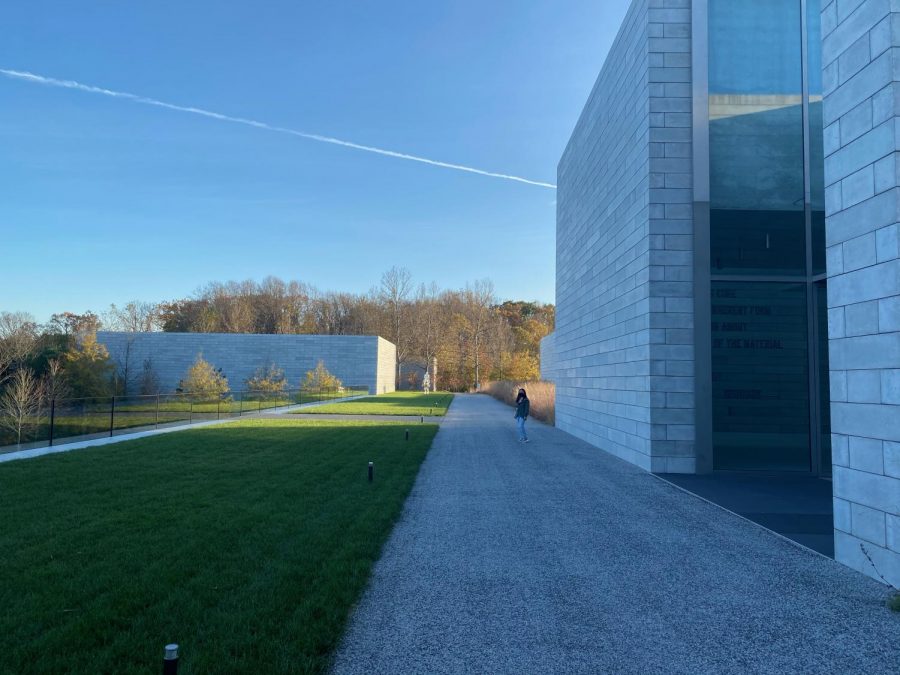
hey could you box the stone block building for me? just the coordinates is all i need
[542,0,900,585]
[97,332,396,396]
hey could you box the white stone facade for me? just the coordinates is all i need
[821,0,900,587]
[97,332,397,396]
[546,0,696,473]
[543,0,900,586]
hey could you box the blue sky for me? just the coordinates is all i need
[0,1,630,322]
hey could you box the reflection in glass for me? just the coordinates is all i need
[709,0,806,274]
[808,0,826,274]
[705,0,831,475]
[816,282,832,476]
[711,282,810,471]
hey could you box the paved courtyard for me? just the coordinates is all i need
[332,395,898,674]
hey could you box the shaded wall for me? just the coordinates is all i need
[550,0,697,472]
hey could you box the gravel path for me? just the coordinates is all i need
[331,395,899,675]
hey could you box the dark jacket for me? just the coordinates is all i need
[515,398,530,419]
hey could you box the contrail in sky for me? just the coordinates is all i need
[0,68,557,189]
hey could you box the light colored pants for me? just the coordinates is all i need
[516,416,527,440]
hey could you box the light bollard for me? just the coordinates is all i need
[405,429,409,441]
[368,461,374,483]
[163,643,179,675]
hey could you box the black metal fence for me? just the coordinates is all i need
[0,385,369,453]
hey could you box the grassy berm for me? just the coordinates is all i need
[0,418,437,674]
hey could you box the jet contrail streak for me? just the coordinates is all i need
[0,68,557,189]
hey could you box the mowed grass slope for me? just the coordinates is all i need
[297,391,454,416]
[0,419,438,674]
[0,389,368,449]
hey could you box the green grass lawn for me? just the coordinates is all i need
[295,391,454,416]
[0,419,437,674]
[0,389,369,448]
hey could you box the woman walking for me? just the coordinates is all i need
[515,388,530,443]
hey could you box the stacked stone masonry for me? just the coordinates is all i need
[822,0,900,587]
[545,0,695,473]
[97,332,397,396]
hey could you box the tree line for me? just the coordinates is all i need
[151,269,554,391]
[0,268,554,438]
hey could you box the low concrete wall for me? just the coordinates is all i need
[97,332,396,395]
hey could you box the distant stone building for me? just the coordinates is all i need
[97,332,396,395]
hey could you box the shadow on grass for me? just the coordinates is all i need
[0,419,438,674]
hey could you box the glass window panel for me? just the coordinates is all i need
[807,0,823,96]
[808,0,827,274]
[709,0,806,275]
[712,282,810,471]
[811,208,826,274]
[816,282,832,476]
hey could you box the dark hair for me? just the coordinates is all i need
[516,388,527,403]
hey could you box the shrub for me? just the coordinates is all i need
[480,380,555,425]
[302,361,342,391]
[180,354,229,400]
[246,363,287,393]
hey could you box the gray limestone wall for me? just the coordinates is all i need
[646,0,696,472]
[821,0,900,587]
[97,332,396,396]
[552,0,696,472]
[539,332,558,382]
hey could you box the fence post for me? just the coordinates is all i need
[189,399,193,424]
[156,394,160,429]
[239,394,243,416]
[49,399,55,447]
[109,396,116,437]
[217,399,221,420]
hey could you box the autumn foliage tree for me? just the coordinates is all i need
[245,363,287,393]
[63,332,115,398]
[180,354,229,399]
[302,361,342,391]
